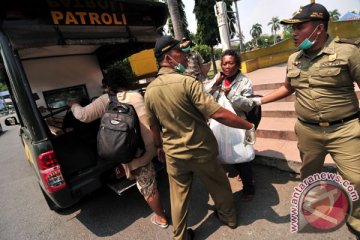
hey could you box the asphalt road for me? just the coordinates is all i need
[0,115,356,240]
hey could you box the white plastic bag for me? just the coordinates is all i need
[209,93,255,164]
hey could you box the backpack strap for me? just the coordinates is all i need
[128,104,146,158]
[108,93,119,104]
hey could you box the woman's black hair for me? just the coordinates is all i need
[102,68,131,92]
[220,49,241,67]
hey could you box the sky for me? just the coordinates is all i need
[182,0,360,42]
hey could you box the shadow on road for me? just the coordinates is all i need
[54,158,299,239]
[191,162,298,240]
[70,170,170,237]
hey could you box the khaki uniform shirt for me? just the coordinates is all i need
[71,91,156,178]
[286,37,360,122]
[145,67,221,161]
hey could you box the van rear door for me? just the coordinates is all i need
[1,0,168,209]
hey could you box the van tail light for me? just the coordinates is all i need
[37,150,67,193]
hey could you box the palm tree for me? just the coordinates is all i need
[166,0,191,39]
[268,17,280,44]
[167,0,184,39]
[329,9,341,21]
[250,23,262,47]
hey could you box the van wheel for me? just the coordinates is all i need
[39,186,62,212]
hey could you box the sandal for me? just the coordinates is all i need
[151,214,169,229]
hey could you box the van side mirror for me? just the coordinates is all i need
[4,116,19,126]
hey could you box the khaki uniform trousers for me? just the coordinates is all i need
[295,119,360,232]
[166,155,237,240]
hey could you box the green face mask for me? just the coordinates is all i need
[182,46,191,53]
[298,25,320,50]
[175,63,186,73]
[167,54,186,73]
[298,38,315,50]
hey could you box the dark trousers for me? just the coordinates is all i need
[234,161,255,194]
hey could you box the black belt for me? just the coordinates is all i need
[298,112,359,127]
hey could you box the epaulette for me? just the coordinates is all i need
[335,38,360,46]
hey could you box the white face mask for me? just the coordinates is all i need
[298,24,321,50]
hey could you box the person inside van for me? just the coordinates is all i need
[68,69,169,229]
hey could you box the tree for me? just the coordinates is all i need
[250,23,262,47]
[167,0,184,39]
[194,0,219,72]
[282,24,293,40]
[329,9,341,21]
[166,0,191,38]
[268,17,280,44]
[194,0,234,73]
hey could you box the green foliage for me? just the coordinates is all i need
[250,23,262,46]
[243,41,254,51]
[194,0,220,46]
[192,44,211,62]
[0,64,8,91]
[194,0,234,46]
[268,17,280,44]
[282,24,293,40]
[329,9,341,21]
[257,34,272,48]
[0,82,7,91]
[213,48,223,60]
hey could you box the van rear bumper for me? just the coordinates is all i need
[44,174,103,209]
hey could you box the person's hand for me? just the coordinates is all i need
[222,87,231,95]
[156,147,166,163]
[252,97,262,106]
[68,99,80,107]
[214,72,225,86]
[245,124,256,145]
[209,72,225,94]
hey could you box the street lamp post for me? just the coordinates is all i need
[214,1,231,51]
[233,0,243,52]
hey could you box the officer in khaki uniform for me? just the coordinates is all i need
[145,36,256,240]
[251,3,360,237]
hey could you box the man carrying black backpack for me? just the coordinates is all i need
[69,69,169,229]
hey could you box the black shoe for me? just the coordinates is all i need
[214,210,237,229]
[187,228,194,240]
[241,192,254,202]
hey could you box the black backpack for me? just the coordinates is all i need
[97,94,145,163]
[245,95,262,130]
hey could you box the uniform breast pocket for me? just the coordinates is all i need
[314,67,343,86]
[287,69,301,87]
[319,67,341,77]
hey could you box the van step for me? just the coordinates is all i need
[107,160,165,196]
[107,179,136,196]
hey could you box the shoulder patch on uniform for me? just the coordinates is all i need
[335,38,360,46]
